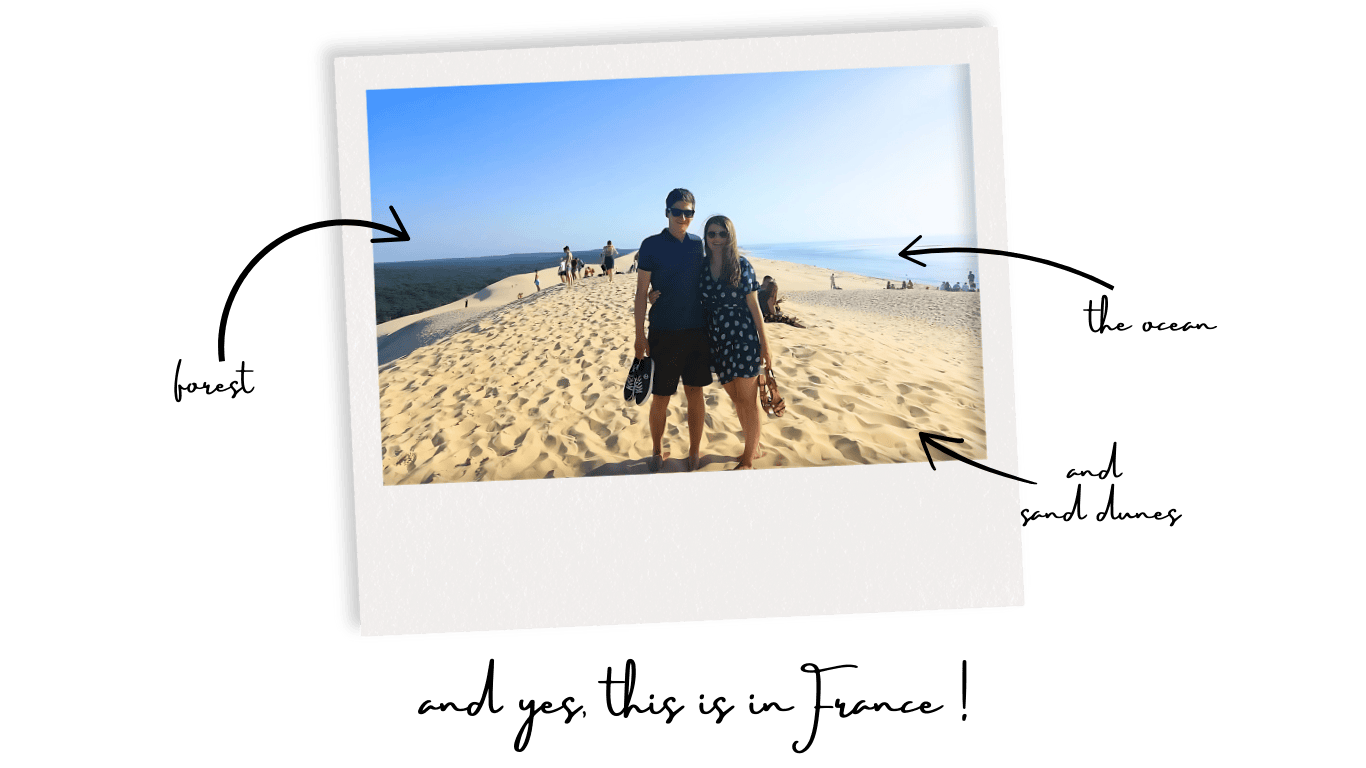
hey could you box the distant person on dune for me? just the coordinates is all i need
[534,271,540,291]
[602,240,618,282]
[560,247,573,287]
[758,278,803,328]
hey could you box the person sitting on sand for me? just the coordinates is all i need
[758,279,804,328]
[601,240,618,282]
[560,247,573,287]
[700,215,771,470]
[634,188,710,472]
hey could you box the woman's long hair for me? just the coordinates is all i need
[704,215,744,288]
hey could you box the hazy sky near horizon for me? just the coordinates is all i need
[367,65,976,262]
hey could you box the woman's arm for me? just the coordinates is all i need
[746,291,771,369]
[634,269,652,359]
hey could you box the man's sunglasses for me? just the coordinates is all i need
[705,230,730,240]
[667,207,695,219]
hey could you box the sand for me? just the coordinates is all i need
[375,255,985,484]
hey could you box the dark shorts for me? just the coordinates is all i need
[648,327,712,396]
[603,257,614,270]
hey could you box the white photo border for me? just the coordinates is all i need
[336,28,1020,635]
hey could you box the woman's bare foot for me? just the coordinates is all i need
[687,453,701,472]
[648,451,670,472]
[731,463,754,471]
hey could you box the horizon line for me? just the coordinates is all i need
[374,233,976,265]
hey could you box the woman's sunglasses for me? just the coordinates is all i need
[705,230,730,240]
[667,207,695,219]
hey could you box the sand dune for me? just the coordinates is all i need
[376,252,637,365]
[376,256,984,484]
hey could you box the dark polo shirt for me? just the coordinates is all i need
[637,228,706,332]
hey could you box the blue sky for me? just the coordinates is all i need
[367,65,975,262]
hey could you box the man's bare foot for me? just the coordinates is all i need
[648,452,670,473]
[731,463,754,470]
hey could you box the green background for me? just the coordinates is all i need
[10,1,1355,759]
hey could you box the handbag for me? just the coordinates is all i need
[758,368,786,417]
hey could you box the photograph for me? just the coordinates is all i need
[368,64,987,485]
[337,30,1020,634]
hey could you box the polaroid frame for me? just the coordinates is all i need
[336,28,1020,635]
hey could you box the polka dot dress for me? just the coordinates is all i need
[700,255,762,385]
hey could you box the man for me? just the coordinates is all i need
[634,188,709,472]
[560,247,574,287]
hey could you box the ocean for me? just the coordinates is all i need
[744,236,980,288]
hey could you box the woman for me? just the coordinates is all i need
[757,277,804,328]
[699,215,771,470]
[601,240,618,283]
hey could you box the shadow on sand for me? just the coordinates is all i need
[582,453,733,476]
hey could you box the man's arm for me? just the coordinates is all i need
[633,268,652,359]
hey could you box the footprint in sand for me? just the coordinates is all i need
[791,403,828,423]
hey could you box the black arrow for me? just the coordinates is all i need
[217,206,410,361]
[898,236,1113,291]
[919,432,1036,485]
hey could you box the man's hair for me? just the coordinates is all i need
[564,246,570,251]
[665,188,695,208]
